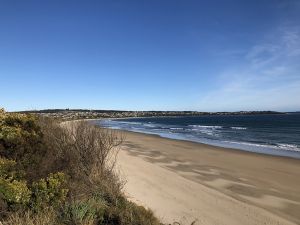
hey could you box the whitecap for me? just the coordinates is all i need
[170,127,184,130]
[224,141,300,152]
[277,143,300,152]
[231,127,247,130]
[189,125,223,129]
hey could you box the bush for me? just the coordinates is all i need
[0,177,31,205]
[0,109,162,225]
[0,113,42,154]
[31,172,68,210]
[0,112,45,181]
[61,193,162,225]
[0,157,31,206]
[49,121,123,182]
[0,157,17,178]
[61,197,106,225]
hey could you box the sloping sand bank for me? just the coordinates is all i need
[117,131,300,225]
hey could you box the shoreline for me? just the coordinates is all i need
[91,117,300,159]
[94,125,300,160]
[117,130,300,225]
[119,129,300,160]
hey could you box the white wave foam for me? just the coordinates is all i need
[225,141,271,148]
[144,124,156,128]
[277,143,300,151]
[189,125,223,129]
[118,121,142,125]
[224,141,300,152]
[190,129,218,136]
[231,127,247,130]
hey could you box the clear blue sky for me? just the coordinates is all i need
[1,0,300,112]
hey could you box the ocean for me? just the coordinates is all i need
[93,113,300,159]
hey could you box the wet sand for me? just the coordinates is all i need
[117,130,300,225]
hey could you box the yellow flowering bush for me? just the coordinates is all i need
[31,172,68,209]
[0,157,30,205]
[0,126,22,145]
[0,110,44,168]
[0,157,16,178]
[0,177,31,204]
[0,110,68,210]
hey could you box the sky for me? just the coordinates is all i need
[0,0,300,112]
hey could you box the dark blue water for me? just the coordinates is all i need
[94,114,300,159]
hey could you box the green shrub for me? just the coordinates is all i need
[0,126,23,146]
[0,157,31,205]
[0,157,16,177]
[0,112,44,172]
[102,199,161,225]
[31,172,68,210]
[61,197,107,225]
[0,177,31,205]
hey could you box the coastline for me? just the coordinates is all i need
[94,116,300,159]
[119,129,300,159]
[117,130,300,225]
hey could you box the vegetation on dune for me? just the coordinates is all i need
[0,108,161,225]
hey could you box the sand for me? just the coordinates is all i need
[116,130,300,225]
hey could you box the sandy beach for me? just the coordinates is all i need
[117,130,300,225]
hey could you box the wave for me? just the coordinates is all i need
[97,119,300,157]
[189,125,223,129]
[225,141,274,148]
[143,124,156,128]
[117,121,142,125]
[231,127,247,130]
[169,127,184,130]
[224,141,300,152]
[277,143,300,151]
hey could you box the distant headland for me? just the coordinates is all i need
[15,109,284,121]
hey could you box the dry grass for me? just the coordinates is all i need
[3,209,57,225]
